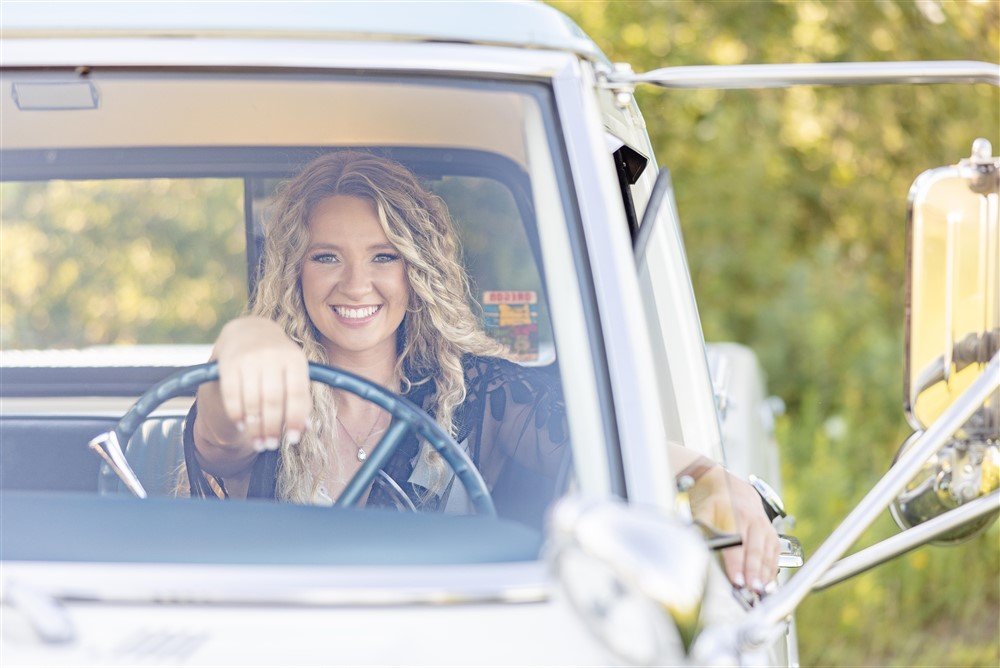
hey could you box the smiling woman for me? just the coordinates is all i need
[301,196,411,359]
[184,150,569,517]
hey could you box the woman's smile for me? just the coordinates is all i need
[330,303,384,326]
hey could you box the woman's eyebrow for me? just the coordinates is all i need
[306,242,397,251]
[306,243,341,252]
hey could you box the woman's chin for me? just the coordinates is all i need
[324,332,396,359]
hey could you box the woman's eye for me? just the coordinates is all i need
[373,252,401,263]
[310,253,339,264]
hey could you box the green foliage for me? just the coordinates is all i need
[1,179,247,347]
[550,0,999,665]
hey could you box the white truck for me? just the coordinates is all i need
[0,2,996,665]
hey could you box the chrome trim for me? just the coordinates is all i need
[814,491,999,590]
[1,560,549,607]
[609,61,999,90]
[87,430,147,498]
[749,474,787,519]
[777,536,803,569]
[0,396,192,417]
[739,354,999,646]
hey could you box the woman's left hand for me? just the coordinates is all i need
[688,465,780,593]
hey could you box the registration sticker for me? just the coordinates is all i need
[482,290,539,362]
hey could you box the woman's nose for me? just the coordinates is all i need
[338,263,373,300]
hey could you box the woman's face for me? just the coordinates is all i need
[300,195,410,362]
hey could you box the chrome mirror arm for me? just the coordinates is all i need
[814,490,999,591]
[735,354,998,649]
[603,60,999,91]
[88,430,147,498]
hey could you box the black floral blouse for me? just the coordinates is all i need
[183,355,571,528]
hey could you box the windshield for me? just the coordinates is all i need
[0,70,594,566]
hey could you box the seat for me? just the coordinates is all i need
[0,416,113,493]
[99,416,187,497]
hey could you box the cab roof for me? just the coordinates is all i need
[1,0,605,61]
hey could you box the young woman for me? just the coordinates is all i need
[184,151,779,591]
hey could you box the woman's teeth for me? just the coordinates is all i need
[333,305,381,319]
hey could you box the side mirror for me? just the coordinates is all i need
[895,138,1000,540]
[547,496,713,665]
[904,138,998,430]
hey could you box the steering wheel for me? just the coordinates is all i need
[88,361,497,516]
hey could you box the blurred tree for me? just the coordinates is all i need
[0,179,247,347]
[548,0,998,665]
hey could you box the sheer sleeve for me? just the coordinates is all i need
[461,357,571,527]
[182,401,279,500]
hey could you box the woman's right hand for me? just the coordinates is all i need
[195,317,310,464]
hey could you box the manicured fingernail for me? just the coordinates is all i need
[265,437,279,451]
[285,429,301,446]
[751,579,764,593]
[732,573,745,588]
[236,421,246,433]
[764,580,778,595]
[252,438,265,452]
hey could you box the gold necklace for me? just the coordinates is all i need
[335,410,383,462]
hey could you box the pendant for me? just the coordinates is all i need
[357,447,367,462]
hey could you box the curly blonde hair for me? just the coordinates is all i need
[250,151,505,503]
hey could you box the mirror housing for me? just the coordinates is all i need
[547,496,712,665]
[904,138,999,432]
[896,139,1000,539]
